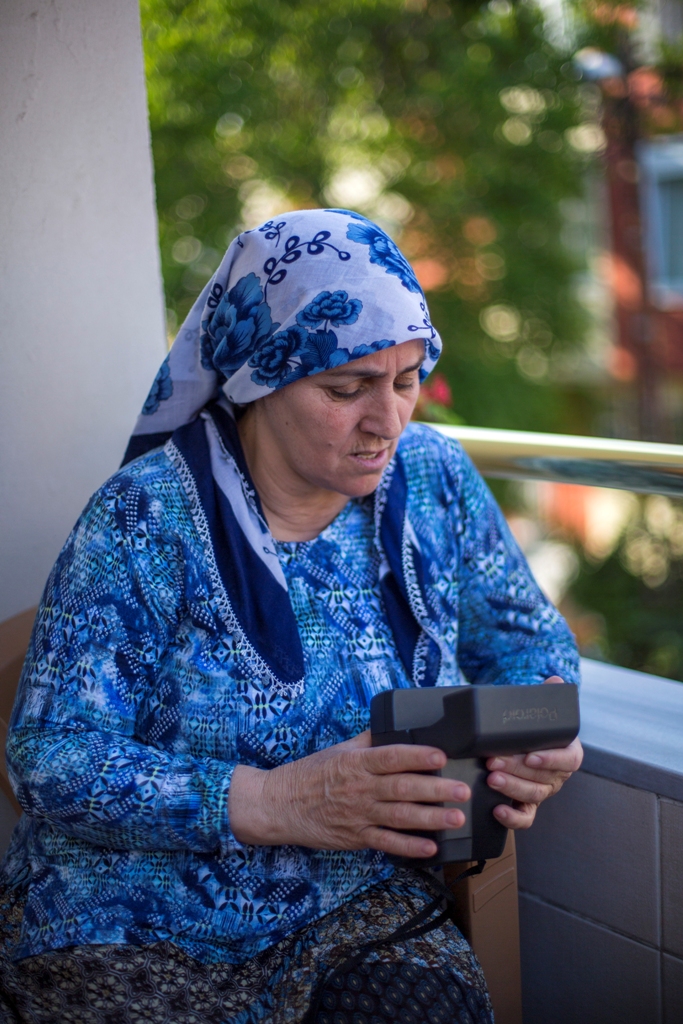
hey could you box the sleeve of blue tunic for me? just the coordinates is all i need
[6,472,238,856]
[451,445,580,687]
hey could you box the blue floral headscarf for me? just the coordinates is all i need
[122,210,446,696]
[129,208,442,446]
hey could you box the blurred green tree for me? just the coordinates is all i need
[141,0,595,431]
[569,494,683,680]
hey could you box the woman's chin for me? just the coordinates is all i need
[329,465,388,498]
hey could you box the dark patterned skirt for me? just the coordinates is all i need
[0,869,493,1024]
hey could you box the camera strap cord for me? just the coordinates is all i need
[301,860,486,1024]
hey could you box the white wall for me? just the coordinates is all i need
[0,0,167,621]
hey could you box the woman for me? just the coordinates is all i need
[0,209,582,1023]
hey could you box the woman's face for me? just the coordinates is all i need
[248,339,425,498]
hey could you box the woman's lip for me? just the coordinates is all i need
[348,449,389,466]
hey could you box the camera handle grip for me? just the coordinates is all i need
[400,757,511,866]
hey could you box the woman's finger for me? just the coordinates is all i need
[374,800,466,834]
[487,737,583,777]
[375,771,470,806]
[485,757,565,786]
[361,826,439,860]
[492,801,537,830]
[485,760,573,789]
[524,737,584,772]
[487,770,552,806]
[360,743,447,776]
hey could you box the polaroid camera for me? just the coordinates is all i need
[370,683,580,864]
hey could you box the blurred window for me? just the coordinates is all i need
[659,179,683,282]
[638,137,683,307]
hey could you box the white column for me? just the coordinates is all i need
[0,0,167,621]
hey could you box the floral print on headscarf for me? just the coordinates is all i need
[131,208,442,439]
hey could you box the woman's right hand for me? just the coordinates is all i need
[228,731,470,859]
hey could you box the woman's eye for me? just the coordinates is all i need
[329,387,362,399]
[395,376,417,391]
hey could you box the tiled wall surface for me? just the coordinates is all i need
[516,769,682,1023]
[515,659,683,1023]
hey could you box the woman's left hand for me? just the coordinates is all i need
[486,676,583,830]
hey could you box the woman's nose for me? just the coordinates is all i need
[358,389,404,439]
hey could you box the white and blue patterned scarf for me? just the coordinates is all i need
[124,209,445,694]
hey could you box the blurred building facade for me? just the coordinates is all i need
[585,0,683,441]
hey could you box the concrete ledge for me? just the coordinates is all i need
[580,658,683,800]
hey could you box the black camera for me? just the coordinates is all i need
[370,683,580,864]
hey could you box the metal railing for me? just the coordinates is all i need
[429,425,683,496]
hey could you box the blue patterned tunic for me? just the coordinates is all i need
[1,424,579,964]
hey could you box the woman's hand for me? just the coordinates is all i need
[228,731,470,859]
[486,676,584,830]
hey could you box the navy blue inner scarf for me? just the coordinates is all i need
[123,406,440,691]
